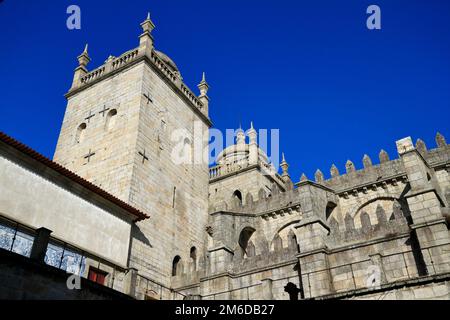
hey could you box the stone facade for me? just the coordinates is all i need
[53,14,211,288]
[1,13,449,300]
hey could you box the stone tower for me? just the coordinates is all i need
[53,13,211,286]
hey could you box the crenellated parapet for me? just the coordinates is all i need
[327,206,410,248]
[301,133,449,195]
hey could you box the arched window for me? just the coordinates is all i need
[238,227,255,258]
[190,247,197,271]
[105,109,117,131]
[172,256,181,276]
[233,190,243,206]
[271,234,283,251]
[326,202,337,220]
[182,137,192,164]
[75,123,87,144]
[288,230,300,253]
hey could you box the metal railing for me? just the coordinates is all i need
[0,217,34,258]
[0,215,125,291]
[136,274,186,300]
[201,282,263,300]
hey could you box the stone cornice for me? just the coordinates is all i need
[410,218,447,230]
[210,202,301,219]
[336,173,408,198]
[314,272,450,300]
[65,50,213,128]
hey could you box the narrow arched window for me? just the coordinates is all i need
[190,247,197,271]
[172,256,181,276]
[233,190,243,206]
[272,234,283,251]
[238,227,255,258]
[182,137,192,165]
[105,109,117,131]
[288,230,300,253]
[75,123,87,144]
[326,202,337,220]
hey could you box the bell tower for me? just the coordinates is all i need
[53,13,212,287]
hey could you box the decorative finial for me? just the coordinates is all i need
[77,43,91,67]
[436,132,447,148]
[379,149,390,163]
[345,160,355,173]
[363,154,372,168]
[415,139,427,154]
[141,12,155,33]
[300,173,308,182]
[236,126,245,145]
[330,164,339,178]
[315,169,324,183]
[198,72,209,96]
[247,121,257,143]
[280,153,289,177]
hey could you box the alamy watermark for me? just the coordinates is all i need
[65,256,82,290]
[367,5,381,30]
[66,5,81,30]
[365,265,382,289]
[65,5,380,31]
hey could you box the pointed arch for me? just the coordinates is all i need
[325,201,337,220]
[271,234,283,251]
[238,226,255,258]
[190,247,197,272]
[288,230,299,253]
[232,190,243,206]
[172,255,182,276]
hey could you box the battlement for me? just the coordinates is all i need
[209,133,449,220]
[302,133,449,193]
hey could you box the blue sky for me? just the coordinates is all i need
[0,0,449,181]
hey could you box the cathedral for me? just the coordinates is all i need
[0,13,449,300]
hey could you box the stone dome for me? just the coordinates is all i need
[216,144,269,165]
[155,50,180,75]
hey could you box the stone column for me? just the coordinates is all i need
[397,137,450,275]
[368,253,387,286]
[30,227,52,263]
[248,122,258,166]
[200,275,232,300]
[138,13,155,58]
[208,245,234,274]
[293,183,335,298]
[260,278,274,300]
[197,72,209,117]
[124,268,138,298]
[295,218,333,298]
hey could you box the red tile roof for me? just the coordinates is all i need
[0,131,149,222]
